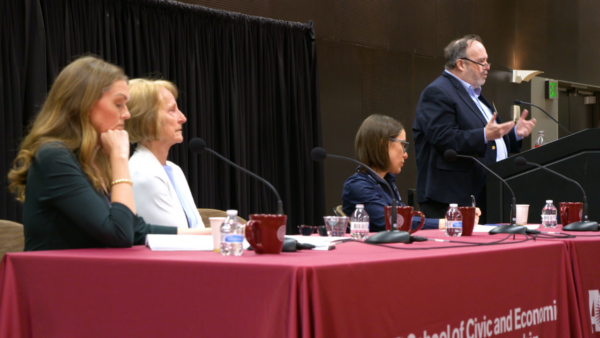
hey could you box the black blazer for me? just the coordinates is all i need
[412,72,521,207]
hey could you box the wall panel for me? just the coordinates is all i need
[389,0,436,57]
[578,0,600,85]
[270,0,335,39]
[436,0,476,59]
[317,39,364,212]
[334,0,389,49]
[476,0,516,70]
[514,0,548,71]
[545,0,578,81]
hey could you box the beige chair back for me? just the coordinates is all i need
[0,220,25,260]
[334,205,347,217]
[198,208,247,227]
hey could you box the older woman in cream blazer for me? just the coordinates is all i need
[126,79,205,229]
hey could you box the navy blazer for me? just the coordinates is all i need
[412,72,521,207]
[342,169,440,232]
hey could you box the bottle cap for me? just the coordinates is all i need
[449,203,458,208]
[226,209,238,216]
[546,200,553,203]
[539,130,544,133]
[356,204,364,208]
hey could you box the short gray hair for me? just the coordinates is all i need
[444,34,482,70]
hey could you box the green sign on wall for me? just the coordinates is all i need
[545,80,558,99]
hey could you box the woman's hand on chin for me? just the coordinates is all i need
[100,129,130,159]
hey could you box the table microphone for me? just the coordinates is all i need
[514,156,598,231]
[514,100,572,135]
[443,149,527,235]
[189,138,284,215]
[310,147,411,244]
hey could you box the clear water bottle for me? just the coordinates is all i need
[534,130,545,148]
[541,200,558,228]
[350,204,370,239]
[445,204,463,237]
[220,210,244,256]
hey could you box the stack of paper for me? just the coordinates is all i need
[146,235,252,251]
[146,234,346,252]
[146,235,214,251]
[285,235,348,250]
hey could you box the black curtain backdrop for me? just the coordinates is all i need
[0,0,325,233]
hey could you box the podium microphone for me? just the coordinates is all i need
[443,149,527,235]
[189,138,284,215]
[311,147,410,244]
[514,100,572,135]
[514,157,598,231]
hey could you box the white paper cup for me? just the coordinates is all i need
[209,217,226,252]
[516,204,530,225]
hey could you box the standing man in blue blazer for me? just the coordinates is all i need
[413,35,536,222]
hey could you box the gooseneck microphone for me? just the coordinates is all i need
[514,157,598,231]
[311,147,411,244]
[514,100,572,135]
[443,149,527,235]
[189,138,284,215]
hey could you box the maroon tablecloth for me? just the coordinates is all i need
[530,226,600,338]
[0,233,579,338]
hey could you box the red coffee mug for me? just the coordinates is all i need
[457,206,476,236]
[384,206,425,234]
[559,202,583,226]
[245,214,287,254]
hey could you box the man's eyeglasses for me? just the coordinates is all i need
[459,58,491,69]
[390,138,409,151]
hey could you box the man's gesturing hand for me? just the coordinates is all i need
[516,109,537,138]
[485,112,515,141]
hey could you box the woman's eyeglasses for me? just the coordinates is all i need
[389,138,409,151]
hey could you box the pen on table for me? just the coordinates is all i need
[331,238,355,244]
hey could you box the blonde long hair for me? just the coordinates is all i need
[8,56,128,201]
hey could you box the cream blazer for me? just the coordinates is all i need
[129,145,204,228]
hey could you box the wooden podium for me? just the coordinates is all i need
[486,129,600,224]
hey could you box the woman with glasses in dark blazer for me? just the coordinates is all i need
[342,114,456,232]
